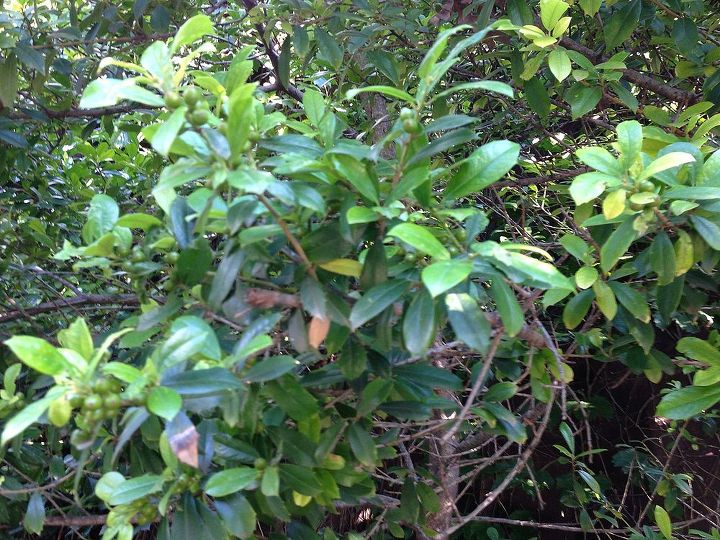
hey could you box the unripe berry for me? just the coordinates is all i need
[183,86,202,108]
[164,91,183,109]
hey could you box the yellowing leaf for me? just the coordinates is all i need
[603,188,627,219]
[319,258,363,277]
[308,316,330,349]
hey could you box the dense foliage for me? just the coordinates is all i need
[1,0,720,538]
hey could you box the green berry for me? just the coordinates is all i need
[130,248,145,262]
[104,394,122,410]
[83,394,103,411]
[164,251,179,263]
[183,86,202,108]
[639,180,655,192]
[402,117,419,133]
[254,457,267,470]
[68,393,84,408]
[189,109,209,126]
[404,253,417,263]
[399,107,415,121]
[70,429,93,448]
[89,409,106,422]
[448,246,459,255]
[248,130,261,142]
[164,91,183,109]
[455,229,467,241]
[93,378,111,394]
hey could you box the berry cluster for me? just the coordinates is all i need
[106,497,158,527]
[165,86,210,127]
[67,377,128,448]
[629,179,661,211]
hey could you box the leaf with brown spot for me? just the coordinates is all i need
[308,316,330,349]
[168,424,199,468]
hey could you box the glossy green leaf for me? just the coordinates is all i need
[489,279,523,337]
[205,468,258,497]
[402,288,436,356]
[421,260,472,297]
[444,141,520,199]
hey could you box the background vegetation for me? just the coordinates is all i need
[1,0,720,538]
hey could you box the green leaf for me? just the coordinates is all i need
[417,25,470,80]
[0,56,18,108]
[604,0,641,50]
[649,232,676,286]
[576,147,623,176]
[339,338,368,380]
[540,0,569,31]
[57,317,94,361]
[422,260,472,297]
[108,474,164,505]
[215,494,256,539]
[243,356,297,383]
[205,467,258,497]
[388,223,449,259]
[569,172,614,205]
[95,472,127,503]
[600,217,638,272]
[434,80,514,100]
[346,85,415,104]
[79,78,164,108]
[349,280,409,330]
[115,213,163,230]
[444,140,520,199]
[82,194,119,244]
[656,384,720,419]
[548,48,571,81]
[331,154,379,204]
[639,152,695,180]
[563,289,595,329]
[677,337,720,366]
[566,84,602,119]
[524,76,550,120]
[261,466,280,497]
[616,120,643,168]
[5,336,70,376]
[279,464,323,495]
[608,282,650,322]
[592,280,617,320]
[603,189,626,219]
[147,386,182,421]
[664,187,720,200]
[315,28,344,69]
[164,367,243,397]
[489,279,523,337]
[347,424,378,467]
[575,266,598,289]
[690,215,720,250]
[1,387,64,445]
[654,505,672,540]
[445,293,492,352]
[151,107,186,157]
[578,470,601,495]
[171,14,215,53]
[265,376,319,421]
[23,493,45,535]
[485,382,518,402]
[402,288,436,356]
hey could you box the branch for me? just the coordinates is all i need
[559,37,700,104]
[0,294,140,324]
[493,168,586,189]
[7,104,161,121]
